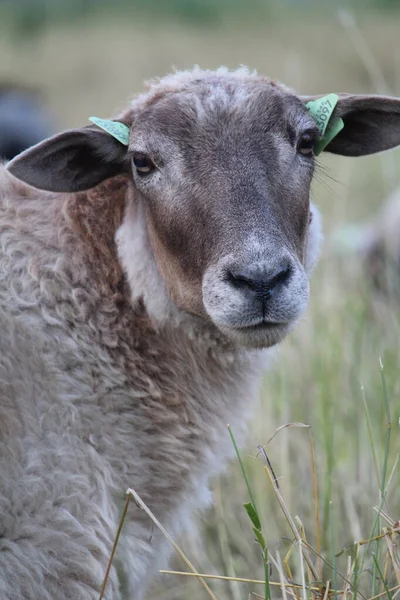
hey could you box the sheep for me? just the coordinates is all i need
[338,183,400,295]
[0,83,53,161]
[363,183,400,294]
[1,66,400,600]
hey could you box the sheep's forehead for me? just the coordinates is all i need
[138,66,291,104]
[130,76,310,155]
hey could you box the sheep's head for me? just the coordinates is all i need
[7,68,400,349]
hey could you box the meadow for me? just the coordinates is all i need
[1,5,400,599]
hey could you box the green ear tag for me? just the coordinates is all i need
[89,117,130,146]
[306,94,344,156]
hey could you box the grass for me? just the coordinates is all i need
[104,372,399,600]
[1,6,400,600]
[152,361,399,600]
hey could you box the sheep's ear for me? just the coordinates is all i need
[6,127,129,192]
[302,94,400,156]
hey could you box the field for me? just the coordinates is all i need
[1,5,400,599]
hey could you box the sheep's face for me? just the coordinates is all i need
[8,69,400,348]
[127,77,320,348]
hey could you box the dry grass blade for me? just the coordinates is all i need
[322,581,331,600]
[259,423,310,450]
[269,553,286,600]
[159,571,265,586]
[370,585,400,600]
[298,538,307,600]
[341,556,354,600]
[262,461,319,582]
[384,530,400,587]
[283,543,301,600]
[295,516,315,587]
[125,488,219,600]
[99,493,131,600]
[372,507,398,529]
[159,569,325,596]
[383,548,391,593]
[275,551,290,600]
[309,429,322,579]
[269,552,299,600]
[257,444,279,489]
[358,529,399,547]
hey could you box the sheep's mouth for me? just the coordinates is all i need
[237,320,288,332]
[217,319,292,349]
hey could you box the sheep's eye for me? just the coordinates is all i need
[132,153,155,176]
[297,134,315,156]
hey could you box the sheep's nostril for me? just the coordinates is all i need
[227,265,291,300]
[268,266,291,290]
[227,271,258,291]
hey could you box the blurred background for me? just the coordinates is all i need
[1,1,400,599]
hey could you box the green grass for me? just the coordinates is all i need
[1,8,400,599]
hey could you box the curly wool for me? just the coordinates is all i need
[0,166,267,600]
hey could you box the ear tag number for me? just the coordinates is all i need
[306,94,344,156]
[89,117,130,146]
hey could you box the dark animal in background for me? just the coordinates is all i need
[0,83,53,161]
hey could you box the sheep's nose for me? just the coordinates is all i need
[227,263,291,301]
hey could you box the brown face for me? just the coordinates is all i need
[128,80,318,347]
